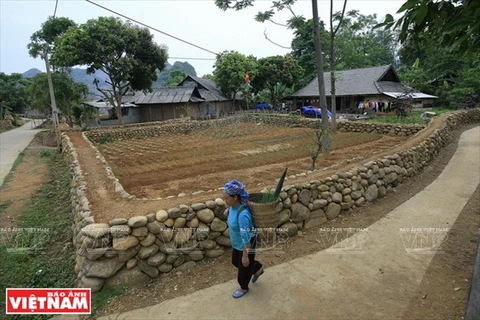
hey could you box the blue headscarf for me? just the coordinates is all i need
[224,180,249,208]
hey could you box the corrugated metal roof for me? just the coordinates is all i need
[134,87,198,104]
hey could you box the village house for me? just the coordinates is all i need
[287,65,438,112]
[134,86,205,122]
[82,75,243,125]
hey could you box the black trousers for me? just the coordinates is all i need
[231,235,263,290]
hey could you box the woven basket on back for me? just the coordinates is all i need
[248,193,279,228]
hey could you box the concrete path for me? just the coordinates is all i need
[0,119,45,185]
[99,127,480,320]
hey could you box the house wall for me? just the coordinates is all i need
[298,95,390,113]
[186,103,202,119]
[140,103,190,122]
[86,107,141,127]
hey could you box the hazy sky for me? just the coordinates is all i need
[0,0,404,77]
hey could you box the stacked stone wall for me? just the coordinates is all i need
[63,109,480,292]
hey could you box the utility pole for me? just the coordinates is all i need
[311,0,330,155]
[43,48,61,149]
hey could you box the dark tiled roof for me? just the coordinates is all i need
[290,65,398,97]
[180,75,229,102]
[375,81,413,93]
[134,87,203,104]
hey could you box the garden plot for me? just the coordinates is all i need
[95,122,409,199]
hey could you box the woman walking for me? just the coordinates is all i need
[223,180,264,298]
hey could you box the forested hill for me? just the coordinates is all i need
[21,61,197,96]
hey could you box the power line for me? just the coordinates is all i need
[85,0,219,56]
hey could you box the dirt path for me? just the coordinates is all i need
[94,123,479,319]
[0,120,45,184]
[0,138,51,229]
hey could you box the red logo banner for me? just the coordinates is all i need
[6,288,91,314]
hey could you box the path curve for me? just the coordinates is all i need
[99,126,479,319]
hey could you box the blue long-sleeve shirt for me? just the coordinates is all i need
[227,205,254,251]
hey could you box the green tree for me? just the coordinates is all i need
[215,0,330,158]
[290,10,396,84]
[27,16,77,63]
[289,17,330,86]
[213,51,257,107]
[395,28,479,108]
[202,74,215,81]
[52,16,168,124]
[172,61,197,77]
[27,72,89,127]
[328,0,348,132]
[167,69,186,87]
[251,54,302,107]
[379,0,479,54]
[0,73,30,118]
[154,61,197,87]
[334,11,396,70]
[28,16,77,138]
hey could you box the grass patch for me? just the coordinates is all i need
[90,286,125,317]
[1,151,25,190]
[0,199,14,215]
[367,109,453,125]
[0,151,75,319]
[98,134,115,144]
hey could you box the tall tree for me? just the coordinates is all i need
[27,72,89,126]
[396,33,480,108]
[290,10,396,82]
[335,11,396,70]
[171,61,197,77]
[167,69,186,87]
[328,0,348,132]
[52,16,169,124]
[215,0,331,155]
[28,16,77,65]
[28,16,77,145]
[289,17,329,86]
[213,50,257,107]
[251,54,303,108]
[0,73,30,118]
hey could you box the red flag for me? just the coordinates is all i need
[245,71,250,83]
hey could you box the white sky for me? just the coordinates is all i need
[0,0,404,77]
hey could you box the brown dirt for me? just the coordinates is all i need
[66,115,452,224]
[91,121,478,319]
[0,135,53,229]
[1,119,476,319]
[97,123,407,199]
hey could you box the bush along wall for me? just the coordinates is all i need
[63,109,480,293]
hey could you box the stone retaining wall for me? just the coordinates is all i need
[84,115,425,143]
[63,109,480,292]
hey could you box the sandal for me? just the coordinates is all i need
[252,268,264,283]
[233,289,248,299]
